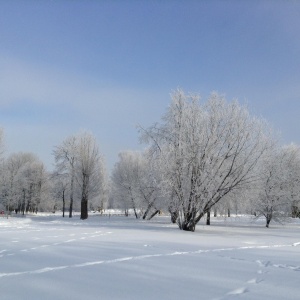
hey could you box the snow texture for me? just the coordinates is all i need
[1,213,299,300]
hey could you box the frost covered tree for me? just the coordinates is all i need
[76,132,105,220]
[53,131,106,220]
[112,151,143,218]
[89,162,109,213]
[253,144,300,227]
[16,158,48,214]
[50,173,69,217]
[0,152,49,214]
[138,151,163,220]
[0,152,34,212]
[111,150,162,219]
[285,144,300,218]
[53,135,77,218]
[140,90,273,231]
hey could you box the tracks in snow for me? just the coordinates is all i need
[0,241,299,279]
[0,230,112,259]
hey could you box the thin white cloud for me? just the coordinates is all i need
[0,53,166,120]
[0,54,168,170]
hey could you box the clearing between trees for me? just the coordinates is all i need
[1,213,299,300]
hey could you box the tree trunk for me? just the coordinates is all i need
[69,198,73,218]
[291,205,300,218]
[143,202,153,220]
[147,210,160,220]
[214,208,217,217]
[81,199,88,220]
[130,195,138,219]
[69,171,74,218]
[62,190,65,218]
[133,207,138,219]
[170,210,178,223]
[182,222,195,232]
[22,189,26,215]
[206,209,211,225]
[266,213,272,228]
[80,174,89,220]
[227,208,231,217]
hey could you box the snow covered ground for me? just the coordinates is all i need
[1,213,299,300]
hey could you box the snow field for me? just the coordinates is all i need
[0,214,299,300]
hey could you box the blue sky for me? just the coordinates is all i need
[0,1,299,171]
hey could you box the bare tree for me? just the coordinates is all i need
[53,135,77,218]
[50,173,69,217]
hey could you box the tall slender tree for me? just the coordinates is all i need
[77,132,103,220]
[53,135,77,218]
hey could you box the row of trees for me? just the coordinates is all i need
[0,131,109,220]
[111,90,300,230]
[1,91,299,230]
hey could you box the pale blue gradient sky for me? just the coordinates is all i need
[0,1,299,170]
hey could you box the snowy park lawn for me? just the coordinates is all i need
[1,213,299,300]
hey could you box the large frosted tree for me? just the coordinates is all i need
[141,90,273,231]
